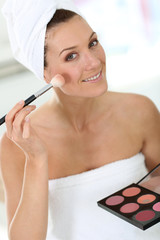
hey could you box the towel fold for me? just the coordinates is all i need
[2,0,80,80]
[47,153,160,240]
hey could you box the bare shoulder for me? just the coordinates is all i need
[108,91,160,170]
[128,92,159,117]
[120,92,159,128]
[107,91,159,121]
[131,93,160,170]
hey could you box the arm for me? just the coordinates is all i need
[141,97,160,171]
[0,101,49,240]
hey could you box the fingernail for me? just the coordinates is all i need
[25,116,30,122]
[25,107,31,111]
[19,100,24,105]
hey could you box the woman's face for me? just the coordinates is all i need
[44,16,107,98]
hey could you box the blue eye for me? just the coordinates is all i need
[89,39,99,48]
[66,53,77,61]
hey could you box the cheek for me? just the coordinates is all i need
[45,62,59,80]
[62,68,82,84]
[56,62,83,84]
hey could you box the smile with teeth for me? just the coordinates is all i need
[82,71,101,82]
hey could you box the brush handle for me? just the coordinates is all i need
[136,163,160,185]
[24,95,36,107]
[0,116,5,126]
[0,95,36,126]
[0,83,53,127]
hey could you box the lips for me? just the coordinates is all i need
[82,71,102,83]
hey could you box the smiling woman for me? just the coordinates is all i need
[0,1,160,240]
[44,10,107,98]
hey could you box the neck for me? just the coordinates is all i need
[51,90,105,131]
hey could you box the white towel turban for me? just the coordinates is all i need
[2,0,81,80]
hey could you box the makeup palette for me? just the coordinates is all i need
[97,163,160,230]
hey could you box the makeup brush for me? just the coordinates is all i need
[0,75,64,126]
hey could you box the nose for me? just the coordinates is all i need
[83,51,100,71]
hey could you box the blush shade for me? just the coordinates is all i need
[137,194,156,204]
[153,202,160,212]
[135,210,155,222]
[105,195,124,206]
[122,187,141,197]
[120,203,139,213]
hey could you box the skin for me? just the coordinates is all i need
[0,15,160,240]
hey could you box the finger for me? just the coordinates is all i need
[22,117,30,139]
[5,100,24,138]
[12,105,36,138]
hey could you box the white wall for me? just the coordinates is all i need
[0,0,13,63]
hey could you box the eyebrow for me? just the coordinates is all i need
[59,31,96,56]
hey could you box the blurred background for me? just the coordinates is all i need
[0,0,160,239]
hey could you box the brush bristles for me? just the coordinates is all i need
[51,75,65,88]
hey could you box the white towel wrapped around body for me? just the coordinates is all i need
[2,0,80,80]
[47,153,160,240]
